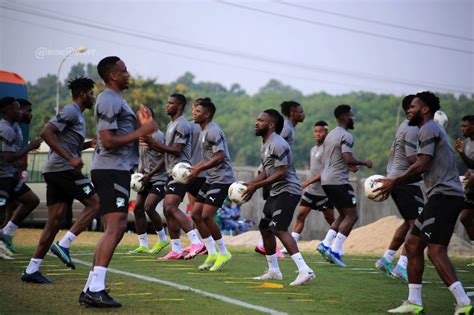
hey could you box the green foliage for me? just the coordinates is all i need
[26,63,474,174]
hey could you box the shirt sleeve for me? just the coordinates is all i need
[341,132,354,154]
[96,94,121,131]
[271,142,290,168]
[404,127,418,157]
[49,105,77,132]
[173,120,191,145]
[208,128,225,154]
[417,124,438,157]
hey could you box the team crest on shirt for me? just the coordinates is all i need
[116,197,125,208]
[418,207,423,214]
[264,148,270,157]
[0,198,6,207]
[352,197,356,205]
[83,185,92,195]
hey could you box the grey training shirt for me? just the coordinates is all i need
[43,102,86,174]
[199,122,235,184]
[164,115,192,174]
[417,120,464,198]
[260,132,302,196]
[92,88,139,171]
[321,126,353,185]
[0,119,22,178]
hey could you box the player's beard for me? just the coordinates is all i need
[255,125,268,137]
[347,118,354,130]
[408,111,422,126]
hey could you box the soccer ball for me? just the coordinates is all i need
[364,174,388,202]
[130,172,144,192]
[434,110,448,129]
[228,181,248,205]
[171,162,192,184]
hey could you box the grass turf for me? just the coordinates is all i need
[0,245,472,314]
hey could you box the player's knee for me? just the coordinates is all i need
[296,212,307,221]
[191,212,201,223]
[460,211,473,227]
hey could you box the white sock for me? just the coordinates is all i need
[186,230,201,245]
[397,255,408,269]
[25,258,42,274]
[291,252,311,272]
[156,228,167,242]
[258,238,264,247]
[171,239,182,253]
[58,231,77,249]
[194,228,202,240]
[203,236,217,255]
[89,266,107,293]
[3,221,18,236]
[448,281,471,307]
[215,238,228,256]
[330,233,347,254]
[408,283,423,306]
[138,233,149,248]
[291,232,300,242]
[322,229,337,247]
[266,253,280,273]
[383,249,397,262]
[83,271,93,293]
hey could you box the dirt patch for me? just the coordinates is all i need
[12,216,473,256]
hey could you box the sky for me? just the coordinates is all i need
[0,0,473,96]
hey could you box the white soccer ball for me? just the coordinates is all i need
[228,181,248,205]
[171,162,192,184]
[434,110,448,129]
[364,174,388,202]
[131,172,144,192]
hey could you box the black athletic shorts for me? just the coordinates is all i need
[390,184,424,220]
[91,169,131,215]
[0,176,32,209]
[43,170,95,206]
[322,184,356,209]
[300,192,334,211]
[411,194,464,246]
[464,192,474,210]
[187,177,206,198]
[196,183,231,208]
[138,180,165,198]
[259,192,301,231]
[164,176,188,199]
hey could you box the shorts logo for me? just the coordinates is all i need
[352,197,356,205]
[424,232,432,239]
[269,221,277,227]
[83,185,92,195]
[169,187,175,192]
[418,207,423,214]
[0,198,6,207]
[116,197,125,208]
[209,196,216,202]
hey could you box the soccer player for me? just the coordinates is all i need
[81,56,157,308]
[129,106,169,254]
[21,77,100,284]
[255,101,305,256]
[376,92,472,315]
[319,104,373,267]
[146,94,203,260]
[0,97,41,255]
[289,121,335,249]
[280,100,305,147]
[0,98,41,253]
[375,95,424,283]
[455,115,474,245]
[243,109,315,286]
[187,97,234,271]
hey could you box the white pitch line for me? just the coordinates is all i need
[72,258,287,315]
